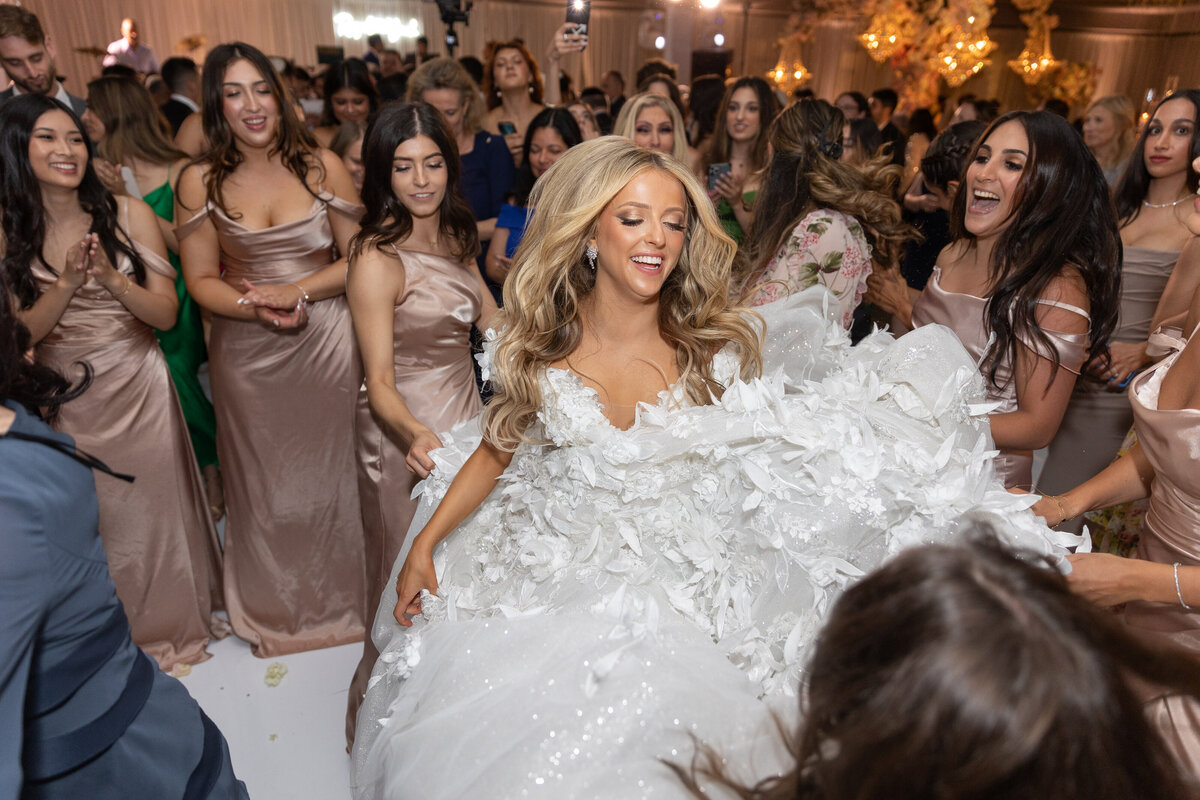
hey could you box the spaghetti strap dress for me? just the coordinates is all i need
[346,248,484,741]
[32,204,225,670]
[911,266,1090,489]
[143,169,218,469]
[176,190,367,656]
[1122,324,1200,776]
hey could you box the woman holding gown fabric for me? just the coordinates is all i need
[351,137,1077,799]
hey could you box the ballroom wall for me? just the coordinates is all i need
[19,0,1200,116]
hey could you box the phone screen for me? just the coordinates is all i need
[707,162,732,193]
[498,121,517,136]
[565,0,590,37]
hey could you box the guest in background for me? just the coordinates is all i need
[0,6,85,116]
[103,18,159,75]
[1039,97,1070,119]
[146,74,170,108]
[380,49,404,79]
[834,90,870,121]
[613,91,689,164]
[601,69,626,119]
[700,76,781,245]
[482,41,545,166]
[566,101,600,141]
[176,42,367,656]
[735,99,906,328]
[330,120,366,194]
[402,36,432,73]
[313,59,378,148]
[1084,94,1137,186]
[840,117,883,166]
[635,57,676,93]
[902,108,938,192]
[160,56,200,136]
[910,111,1121,489]
[362,33,383,67]
[639,73,687,124]
[686,74,725,170]
[2,93,224,669]
[458,55,483,86]
[1039,90,1199,527]
[869,87,905,167]
[486,107,583,286]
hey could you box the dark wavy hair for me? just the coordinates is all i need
[950,110,1121,388]
[0,275,88,422]
[702,76,780,178]
[349,102,479,263]
[510,107,582,206]
[318,58,380,128]
[184,42,320,219]
[675,528,1200,799]
[920,120,987,192]
[0,93,148,309]
[1113,89,1200,225]
[482,41,543,110]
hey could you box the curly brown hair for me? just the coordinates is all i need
[482,41,543,111]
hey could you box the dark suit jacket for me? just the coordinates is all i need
[0,84,86,117]
[160,98,193,136]
[880,121,906,168]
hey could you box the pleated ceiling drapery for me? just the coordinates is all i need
[15,0,1200,118]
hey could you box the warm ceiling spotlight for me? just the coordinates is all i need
[700,0,721,8]
[714,33,725,46]
[655,35,666,49]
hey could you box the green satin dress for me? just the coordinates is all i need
[143,177,218,468]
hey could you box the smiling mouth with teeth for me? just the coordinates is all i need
[631,256,663,267]
[969,189,1001,213]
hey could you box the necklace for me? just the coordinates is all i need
[1143,196,1188,209]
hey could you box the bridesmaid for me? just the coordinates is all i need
[176,42,367,656]
[83,74,223,520]
[343,101,499,743]
[0,93,224,670]
[910,110,1121,490]
[1039,91,1199,525]
[1032,233,1200,777]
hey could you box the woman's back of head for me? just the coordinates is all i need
[86,74,185,166]
[920,119,987,192]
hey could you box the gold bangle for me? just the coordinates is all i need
[1051,495,1069,524]
[110,275,132,299]
[290,282,310,304]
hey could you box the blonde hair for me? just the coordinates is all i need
[613,93,690,164]
[406,57,485,135]
[484,136,762,451]
[1086,95,1137,170]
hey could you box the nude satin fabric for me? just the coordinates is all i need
[346,249,483,742]
[33,242,226,670]
[1122,326,1200,778]
[1039,247,1179,515]
[177,192,367,656]
[911,266,1089,489]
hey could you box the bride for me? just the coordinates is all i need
[351,137,1076,798]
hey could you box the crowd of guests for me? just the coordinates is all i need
[2,2,1200,796]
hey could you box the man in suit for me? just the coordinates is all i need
[0,6,86,117]
[869,87,906,167]
[601,70,625,119]
[160,56,199,135]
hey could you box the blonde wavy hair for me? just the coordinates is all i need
[1086,95,1136,171]
[736,99,909,298]
[406,57,485,135]
[613,92,690,165]
[484,136,762,451]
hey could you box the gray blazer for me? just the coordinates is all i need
[0,83,87,117]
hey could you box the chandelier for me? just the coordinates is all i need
[1007,8,1061,85]
[859,0,917,64]
[934,24,995,86]
[769,30,812,92]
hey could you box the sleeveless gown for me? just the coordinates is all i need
[1039,246,1179,513]
[350,287,1082,799]
[177,192,367,656]
[911,266,1091,489]
[1122,324,1200,775]
[143,175,219,470]
[347,248,484,738]
[32,223,225,670]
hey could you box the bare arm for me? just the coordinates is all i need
[175,164,259,321]
[485,227,512,285]
[1150,237,1200,333]
[543,23,587,106]
[17,240,90,344]
[96,197,178,330]
[393,439,515,625]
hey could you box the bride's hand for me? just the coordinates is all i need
[394,542,438,627]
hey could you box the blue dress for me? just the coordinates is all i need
[0,401,247,799]
[495,204,532,258]
[460,131,515,305]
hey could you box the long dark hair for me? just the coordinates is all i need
[737,99,909,294]
[0,93,148,309]
[676,528,1200,799]
[0,276,88,422]
[349,102,478,263]
[510,107,581,206]
[702,76,780,176]
[1113,89,1200,225]
[950,110,1121,388]
[185,42,320,219]
[920,120,987,192]
[318,58,379,128]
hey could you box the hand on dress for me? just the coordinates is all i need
[253,300,308,331]
[1086,340,1149,384]
[59,235,95,292]
[1016,489,1069,528]
[1066,552,1145,607]
[393,542,438,626]
[93,159,127,196]
[710,171,744,204]
[490,253,513,280]
[405,427,444,478]
[548,22,587,61]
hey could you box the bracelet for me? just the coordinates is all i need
[1050,494,1069,525]
[290,282,310,304]
[110,275,132,299]
[1174,563,1193,610]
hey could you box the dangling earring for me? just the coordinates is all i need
[585,244,597,271]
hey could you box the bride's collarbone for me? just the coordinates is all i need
[554,351,679,416]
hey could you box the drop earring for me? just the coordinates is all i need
[585,244,597,271]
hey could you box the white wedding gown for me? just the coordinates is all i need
[351,288,1080,799]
